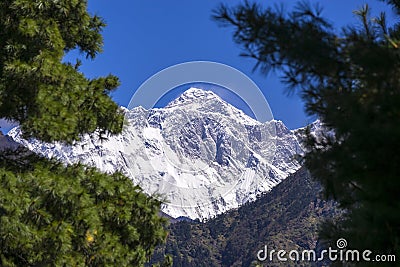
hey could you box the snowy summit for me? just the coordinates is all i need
[10,88,305,220]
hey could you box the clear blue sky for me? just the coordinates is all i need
[67,0,393,129]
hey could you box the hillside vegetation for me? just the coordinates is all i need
[152,168,338,266]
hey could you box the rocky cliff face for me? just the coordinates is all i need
[9,88,305,220]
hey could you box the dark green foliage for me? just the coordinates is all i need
[0,148,167,266]
[0,1,168,265]
[214,1,400,265]
[151,168,338,267]
[0,0,124,143]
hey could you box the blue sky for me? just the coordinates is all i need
[3,0,393,133]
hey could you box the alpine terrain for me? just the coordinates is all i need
[10,88,309,220]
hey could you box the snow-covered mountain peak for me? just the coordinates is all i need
[163,87,260,126]
[166,87,222,108]
[9,88,308,220]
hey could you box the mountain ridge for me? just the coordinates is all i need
[9,87,308,220]
[150,167,338,267]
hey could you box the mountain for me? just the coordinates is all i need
[150,167,338,267]
[9,87,305,220]
[0,130,22,151]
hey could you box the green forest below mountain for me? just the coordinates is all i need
[151,168,339,267]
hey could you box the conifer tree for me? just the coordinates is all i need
[214,1,400,265]
[0,1,168,266]
[0,0,124,143]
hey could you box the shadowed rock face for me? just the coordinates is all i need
[0,131,20,151]
[9,88,311,220]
